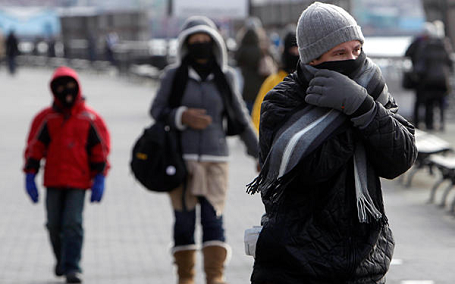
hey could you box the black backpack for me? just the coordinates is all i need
[130,121,186,192]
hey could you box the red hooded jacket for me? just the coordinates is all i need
[23,66,110,190]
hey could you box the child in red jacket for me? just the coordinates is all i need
[23,66,110,284]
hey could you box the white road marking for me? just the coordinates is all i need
[391,258,403,265]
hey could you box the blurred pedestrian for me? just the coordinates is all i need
[32,37,42,56]
[6,30,19,75]
[0,29,5,67]
[105,30,118,66]
[87,32,97,63]
[247,2,417,284]
[235,17,276,114]
[23,66,111,284]
[150,16,259,284]
[47,37,56,58]
[405,22,452,130]
[251,29,299,132]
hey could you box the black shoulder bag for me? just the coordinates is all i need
[130,64,188,192]
[130,120,187,192]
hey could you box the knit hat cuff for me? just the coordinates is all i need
[299,25,364,63]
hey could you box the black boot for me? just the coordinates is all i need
[54,262,64,277]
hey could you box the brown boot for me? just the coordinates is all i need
[203,243,230,284]
[173,249,196,284]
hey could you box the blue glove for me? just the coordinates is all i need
[91,174,105,203]
[25,173,39,203]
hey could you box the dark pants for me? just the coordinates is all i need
[46,188,86,274]
[7,56,16,75]
[414,87,447,130]
[173,197,225,246]
[425,97,445,130]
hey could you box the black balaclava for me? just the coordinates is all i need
[51,76,79,108]
[187,37,215,81]
[314,49,366,77]
[282,31,299,73]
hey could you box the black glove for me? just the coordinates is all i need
[305,69,374,116]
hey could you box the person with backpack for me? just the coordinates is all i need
[405,21,453,130]
[23,66,111,283]
[149,16,259,284]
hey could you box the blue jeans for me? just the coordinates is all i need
[46,188,86,274]
[173,197,225,246]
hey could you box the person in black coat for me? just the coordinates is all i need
[247,2,417,284]
[405,21,452,131]
[235,18,274,114]
[5,30,19,75]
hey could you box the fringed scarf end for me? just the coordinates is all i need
[356,195,383,224]
[246,174,263,195]
[246,173,285,205]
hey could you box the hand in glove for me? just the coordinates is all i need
[25,173,39,203]
[90,174,105,203]
[305,69,374,116]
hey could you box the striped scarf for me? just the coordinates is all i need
[247,56,391,223]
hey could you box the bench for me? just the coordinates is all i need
[129,64,161,80]
[426,154,455,212]
[404,129,452,187]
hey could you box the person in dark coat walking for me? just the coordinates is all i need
[235,19,275,114]
[251,30,299,132]
[405,21,452,131]
[247,2,417,284]
[6,30,19,75]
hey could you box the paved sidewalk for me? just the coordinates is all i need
[1,66,455,284]
[0,67,263,284]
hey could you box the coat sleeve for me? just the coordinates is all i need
[149,67,183,129]
[23,109,51,174]
[87,111,111,177]
[358,99,417,179]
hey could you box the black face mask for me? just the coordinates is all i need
[52,77,79,108]
[282,52,299,73]
[314,50,366,77]
[187,41,213,61]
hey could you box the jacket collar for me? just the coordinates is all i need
[188,66,214,82]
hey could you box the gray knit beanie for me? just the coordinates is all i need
[296,2,364,63]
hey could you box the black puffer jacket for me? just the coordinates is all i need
[251,64,417,284]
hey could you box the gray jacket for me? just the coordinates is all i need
[150,17,258,162]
